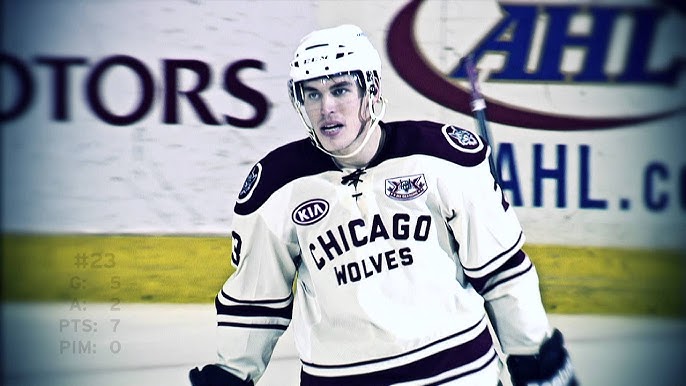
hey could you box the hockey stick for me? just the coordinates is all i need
[466,56,507,385]
[465,55,500,185]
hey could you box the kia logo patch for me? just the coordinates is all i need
[292,199,330,226]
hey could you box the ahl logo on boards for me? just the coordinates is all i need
[387,0,685,130]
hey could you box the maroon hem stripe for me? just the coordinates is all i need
[300,327,493,386]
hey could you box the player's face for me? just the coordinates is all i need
[301,74,370,156]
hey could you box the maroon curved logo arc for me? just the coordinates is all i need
[386,0,681,130]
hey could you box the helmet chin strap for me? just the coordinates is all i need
[319,94,387,161]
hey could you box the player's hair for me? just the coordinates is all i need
[288,24,387,159]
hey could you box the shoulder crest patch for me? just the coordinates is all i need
[385,174,428,201]
[237,163,262,203]
[441,125,484,153]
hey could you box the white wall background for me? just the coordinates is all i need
[2,0,685,249]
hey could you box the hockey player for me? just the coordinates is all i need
[190,24,578,386]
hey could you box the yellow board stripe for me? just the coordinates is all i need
[524,245,685,316]
[2,234,684,316]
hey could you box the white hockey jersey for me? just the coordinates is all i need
[215,120,550,385]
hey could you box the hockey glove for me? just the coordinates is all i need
[189,364,254,386]
[507,329,578,386]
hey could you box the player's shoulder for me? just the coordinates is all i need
[234,138,336,215]
[381,120,488,167]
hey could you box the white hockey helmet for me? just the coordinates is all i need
[289,24,381,83]
[288,24,386,158]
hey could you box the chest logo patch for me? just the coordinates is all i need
[385,174,428,201]
[292,198,330,226]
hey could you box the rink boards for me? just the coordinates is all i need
[3,234,684,316]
